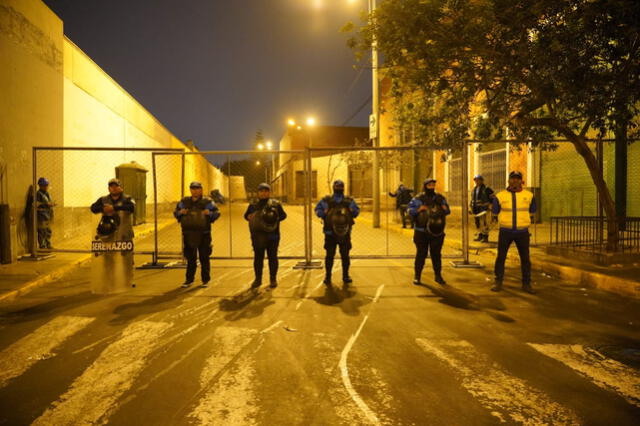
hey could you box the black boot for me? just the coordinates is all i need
[473,234,483,241]
[251,279,262,289]
[269,276,278,289]
[343,275,353,285]
[323,274,332,286]
[522,283,536,294]
[434,274,447,286]
[481,234,489,243]
[491,280,503,292]
[413,270,422,285]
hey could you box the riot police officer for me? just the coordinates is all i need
[90,178,136,292]
[244,183,287,289]
[389,183,414,228]
[36,177,55,249]
[315,179,360,286]
[174,181,220,288]
[408,178,450,286]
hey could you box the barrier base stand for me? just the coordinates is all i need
[450,260,483,268]
[293,260,323,270]
[138,262,172,269]
[19,253,55,262]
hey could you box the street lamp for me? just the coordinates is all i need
[265,140,273,150]
[257,143,264,151]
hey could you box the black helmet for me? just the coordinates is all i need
[260,206,279,232]
[331,207,351,237]
[97,215,120,236]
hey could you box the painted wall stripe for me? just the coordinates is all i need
[0,316,94,388]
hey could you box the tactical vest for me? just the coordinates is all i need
[180,196,211,232]
[496,189,533,230]
[415,192,447,237]
[97,194,134,240]
[324,195,354,237]
[249,199,281,233]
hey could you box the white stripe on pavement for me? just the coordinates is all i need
[416,338,580,425]
[529,343,640,408]
[33,320,172,426]
[189,327,260,425]
[0,316,94,388]
[339,284,385,426]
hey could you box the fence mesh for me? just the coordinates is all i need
[33,148,182,254]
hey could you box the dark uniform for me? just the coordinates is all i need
[315,180,360,285]
[389,184,414,228]
[408,179,450,285]
[470,175,494,242]
[174,193,220,287]
[36,177,54,249]
[244,190,287,288]
[90,180,136,293]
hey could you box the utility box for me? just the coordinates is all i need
[116,161,148,225]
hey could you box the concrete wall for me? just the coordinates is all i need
[0,0,223,260]
[0,0,63,261]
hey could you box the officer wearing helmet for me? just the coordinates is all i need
[35,177,55,249]
[244,183,287,289]
[175,181,220,288]
[90,178,136,291]
[315,179,360,286]
[408,178,450,286]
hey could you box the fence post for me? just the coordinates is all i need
[152,153,159,265]
[31,148,38,257]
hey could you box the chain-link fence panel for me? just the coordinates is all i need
[152,150,306,260]
[308,147,465,259]
[32,147,182,256]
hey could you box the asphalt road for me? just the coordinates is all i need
[0,256,639,425]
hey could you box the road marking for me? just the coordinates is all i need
[529,343,640,408]
[189,327,260,425]
[416,338,580,425]
[0,316,94,388]
[339,284,385,425]
[295,279,325,311]
[33,320,172,426]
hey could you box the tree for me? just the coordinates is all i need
[345,0,640,250]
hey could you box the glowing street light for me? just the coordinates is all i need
[287,118,296,126]
[257,143,264,150]
[256,160,261,166]
[265,140,273,150]
[306,117,316,126]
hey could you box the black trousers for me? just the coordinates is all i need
[252,234,279,280]
[183,232,212,282]
[398,204,410,227]
[413,231,444,277]
[324,233,351,278]
[494,229,531,285]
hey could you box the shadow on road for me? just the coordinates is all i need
[109,288,187,324]
[0,291,103,324]
[219,288,276,321]
[313,285,369,316]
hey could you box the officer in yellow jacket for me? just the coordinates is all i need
[491,171,536,294]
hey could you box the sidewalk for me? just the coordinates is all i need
[0,220,174,303]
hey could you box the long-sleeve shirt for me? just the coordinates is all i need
[244,199,287,238]
[90,194,135,214]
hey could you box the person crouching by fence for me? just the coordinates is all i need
[90,178,135,293]
[244,183,287,290]
[491,171,536,294]
[408,178,450,286]
[174,181,220,289]
[315,179,360,287]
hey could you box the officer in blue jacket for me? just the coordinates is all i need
[315,179,360,286]
[408,178,450,286]
[174,181,220,288]
[244,183,287,289]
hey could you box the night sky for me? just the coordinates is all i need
[43,0,372,151]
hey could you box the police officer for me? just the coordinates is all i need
[408,178,450,286]
[36,177,55,249]
[389,183,414,228]
[470,175,494,243]
[90,178,136,291]
[174,182,220,288]
[315,179,360,286]
[491,171,536,294]
[244,183,287,289]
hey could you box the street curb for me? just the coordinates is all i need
[0,220,175,303]
[539,262,640,298]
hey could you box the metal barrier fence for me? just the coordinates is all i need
[151,150,307,262]
[550,216,640,253]
[31,147,184,257]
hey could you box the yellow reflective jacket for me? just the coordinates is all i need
[493,189,536,231]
